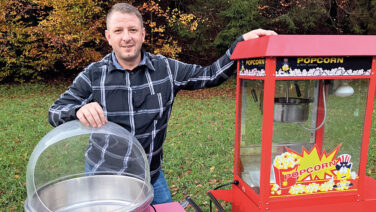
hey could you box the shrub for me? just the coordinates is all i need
[0,0,107,82]
[0,0,204,83]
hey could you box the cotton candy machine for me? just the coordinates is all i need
[25,120,153,212]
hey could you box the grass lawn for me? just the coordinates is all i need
[0,78,375,211]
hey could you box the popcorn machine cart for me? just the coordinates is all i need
[207,35,376,211]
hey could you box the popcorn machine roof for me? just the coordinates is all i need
[207,35,376,211]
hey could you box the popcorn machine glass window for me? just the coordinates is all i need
[240,78,369,196]
[271,79,368,197]
[239,80,264,194]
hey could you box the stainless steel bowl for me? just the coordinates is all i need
[274,97,311,123]
[24,175,153,212]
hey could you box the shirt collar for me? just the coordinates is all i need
[109,50,155,72]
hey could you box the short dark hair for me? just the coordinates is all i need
[106,3,144,29]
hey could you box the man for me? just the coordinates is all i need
[48,3,277,204]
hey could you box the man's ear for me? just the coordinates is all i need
[142,27,146,42]
[105,30,111,46]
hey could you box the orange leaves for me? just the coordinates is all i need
[258,5,269,10]
[153,40,182,59]
[0,0,211,82]
[139,1,173,58]
[168,8,203,33]
[0,0,108,82]
[138,1,205,60]
[0,0,210,82]
[140,1,164,14]
[149,21,156,28]
[139,1,183,59]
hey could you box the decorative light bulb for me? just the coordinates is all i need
[335,81,354,97]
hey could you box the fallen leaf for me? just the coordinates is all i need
[208,179,217,184]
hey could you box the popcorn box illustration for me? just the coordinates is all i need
[273,152,300,189]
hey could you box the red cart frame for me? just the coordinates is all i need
[208,35,376,211]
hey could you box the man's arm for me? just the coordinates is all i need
[48,70,107,128]
[170,29,277,91]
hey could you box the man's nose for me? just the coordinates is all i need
[122,30,132,41]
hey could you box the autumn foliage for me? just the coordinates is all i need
[138,1,203,59]
[1,0,375,82]
[1,0,108,82]
[0,0,203,82]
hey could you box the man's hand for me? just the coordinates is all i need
[242,28,277,40]
[76,102,108,128]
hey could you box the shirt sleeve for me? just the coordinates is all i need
[169,36,244,91]
[48,69,93,127]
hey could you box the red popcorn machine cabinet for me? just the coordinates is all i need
[207,35,376,211]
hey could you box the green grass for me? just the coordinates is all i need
[164,85,236,210]
[0,83,68,211]
[0,79,375,211]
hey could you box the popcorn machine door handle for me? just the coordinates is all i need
[251,89,258,102]
[294,81,302,97]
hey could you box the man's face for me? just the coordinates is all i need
[105,12,145,66]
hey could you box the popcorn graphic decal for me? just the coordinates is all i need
[281,58,290,72]
[239,58,265,76]
[239,57,372,77]
[270,145,358,197]
[333,154,357,190]
[276,57,372,77]
[273,152,301,189]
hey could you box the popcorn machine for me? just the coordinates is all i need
[208,35,376,211]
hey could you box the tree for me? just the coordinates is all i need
[138,0,203,60]
[258,0,376,35]
[348,0,376,34]
[0,0,204,82]
[0,0,107,82]
[136,0,207,64]
[214,0,266,53]
[1,0,375,82]
[258,0,330,34]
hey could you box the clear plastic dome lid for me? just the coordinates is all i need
[26,120,152,211]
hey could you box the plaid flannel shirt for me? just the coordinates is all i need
[48,36,243,183]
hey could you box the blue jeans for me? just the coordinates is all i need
[152,170,172,205]
[85,161,94,176]
[85,162,172,204]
